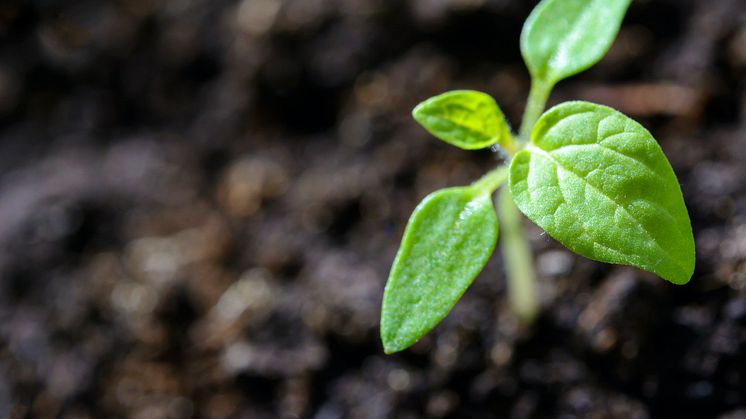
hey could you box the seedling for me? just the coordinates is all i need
[380,0,695,354]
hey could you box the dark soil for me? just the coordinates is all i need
[1,0,745,418]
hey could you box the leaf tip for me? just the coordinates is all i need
[382,344,398,355]
[669,277,692,286]
[411,101,425,120]
[660,240,695,285]
[380,329,407,354]
[662,264,695,286]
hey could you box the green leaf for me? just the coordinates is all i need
[521,0,631,85]
[509,101,695,284]
[381,186,498,353]
[412,90,511,150]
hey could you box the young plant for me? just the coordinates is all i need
[380,0,695,354]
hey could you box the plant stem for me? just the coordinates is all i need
[499,76,553,324]
[519,79,553,140]
[472,166,509,194]
[498,188,539,324]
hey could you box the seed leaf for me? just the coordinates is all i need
[521,0,631,85]
[509,101,695,284]
[381,186,498,353]
[412,90,511,150]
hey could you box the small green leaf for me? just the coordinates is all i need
[509,101,695,284]
[521,0,631,85]
[381,186,498,353]
[412,90,511,150]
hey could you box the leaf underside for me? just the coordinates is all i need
[412,90,510,150]
[509,101,695,284]
[521,0,631,85]
[381,187,498,353]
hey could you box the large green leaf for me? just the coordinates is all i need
[521,0,631,85]
[381,186,498,353]
[509,101,695,284]
[412,90,511,150]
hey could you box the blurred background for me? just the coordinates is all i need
[0,0,744,418]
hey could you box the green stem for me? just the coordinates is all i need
[500,133,519,157]
[519,79,553,140]
[498,188,539,324]
[472,166,509,194]
[499,76,553,324]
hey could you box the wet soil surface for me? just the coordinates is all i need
[0,0,745,418]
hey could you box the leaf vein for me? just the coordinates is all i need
[528,145,686,272]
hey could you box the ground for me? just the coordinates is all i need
[0,0,744,418]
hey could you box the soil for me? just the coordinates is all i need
[0,0,745,418]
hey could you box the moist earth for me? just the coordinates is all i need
[0,0,744,418]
